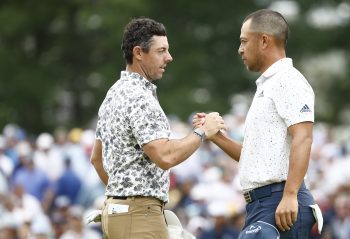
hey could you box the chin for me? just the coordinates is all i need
[247,65,259,72]
[150,76,161,81]
[155,74,163,80]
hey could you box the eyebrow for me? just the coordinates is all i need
[156,46,169,50]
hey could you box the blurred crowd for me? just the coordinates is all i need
[1,110,350,239]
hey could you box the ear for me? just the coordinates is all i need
[133,46,143,61]
[260,34,270,50]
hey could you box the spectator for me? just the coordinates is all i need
[33,133,64,182]
[54,157,82,205]
[11,154,53,212]
[323,193,350,239]
[198,201,239,239]
[0,135,14,180]
[12,183,43,223]
[59,205,101,239]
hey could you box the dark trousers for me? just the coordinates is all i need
[241,182,316,239]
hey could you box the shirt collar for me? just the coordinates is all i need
[256,58,293,86]
[120,70,157,91]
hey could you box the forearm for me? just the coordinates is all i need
[284,135,312,196]
[167,134,202,166]
[211,131,242,162]
[92,160,109,185]
[144,134,201,170]
[145,112,225,170]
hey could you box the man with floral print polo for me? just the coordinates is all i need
[90,18,226,239]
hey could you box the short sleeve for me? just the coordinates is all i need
[128,94,170,146]
[272,73,315,127]
[95,116,102,141]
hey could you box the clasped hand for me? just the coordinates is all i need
[192,112,226,139]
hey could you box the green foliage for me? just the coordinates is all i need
[0,0,349,133]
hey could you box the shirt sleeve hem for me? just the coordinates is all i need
[139,133,170,146]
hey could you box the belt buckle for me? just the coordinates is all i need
[244,191,252,203]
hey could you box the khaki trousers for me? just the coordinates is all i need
[102,196,169,239]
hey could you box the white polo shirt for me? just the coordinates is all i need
[239,58,314,191]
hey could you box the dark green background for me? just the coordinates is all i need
[1,0,349,133]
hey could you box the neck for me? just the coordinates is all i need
[259,50,286,74]
[126,63,150,81]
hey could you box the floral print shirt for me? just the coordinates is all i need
[96,71,171,202]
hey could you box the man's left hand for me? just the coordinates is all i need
[275,194,298,231]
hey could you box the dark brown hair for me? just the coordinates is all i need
[121,18,167,64]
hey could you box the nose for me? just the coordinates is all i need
[166,51,173,63]
[238,45,243,55]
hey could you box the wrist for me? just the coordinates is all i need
[283,187,298,197]
[193,128,206,143]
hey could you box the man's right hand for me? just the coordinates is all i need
[192,112,206,129]
[200,112,226,139]
[192,112,241,162]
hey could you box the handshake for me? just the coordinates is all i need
[192,112,227,140]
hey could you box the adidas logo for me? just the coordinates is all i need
[300,104,312,113]
[258,91,264,97]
